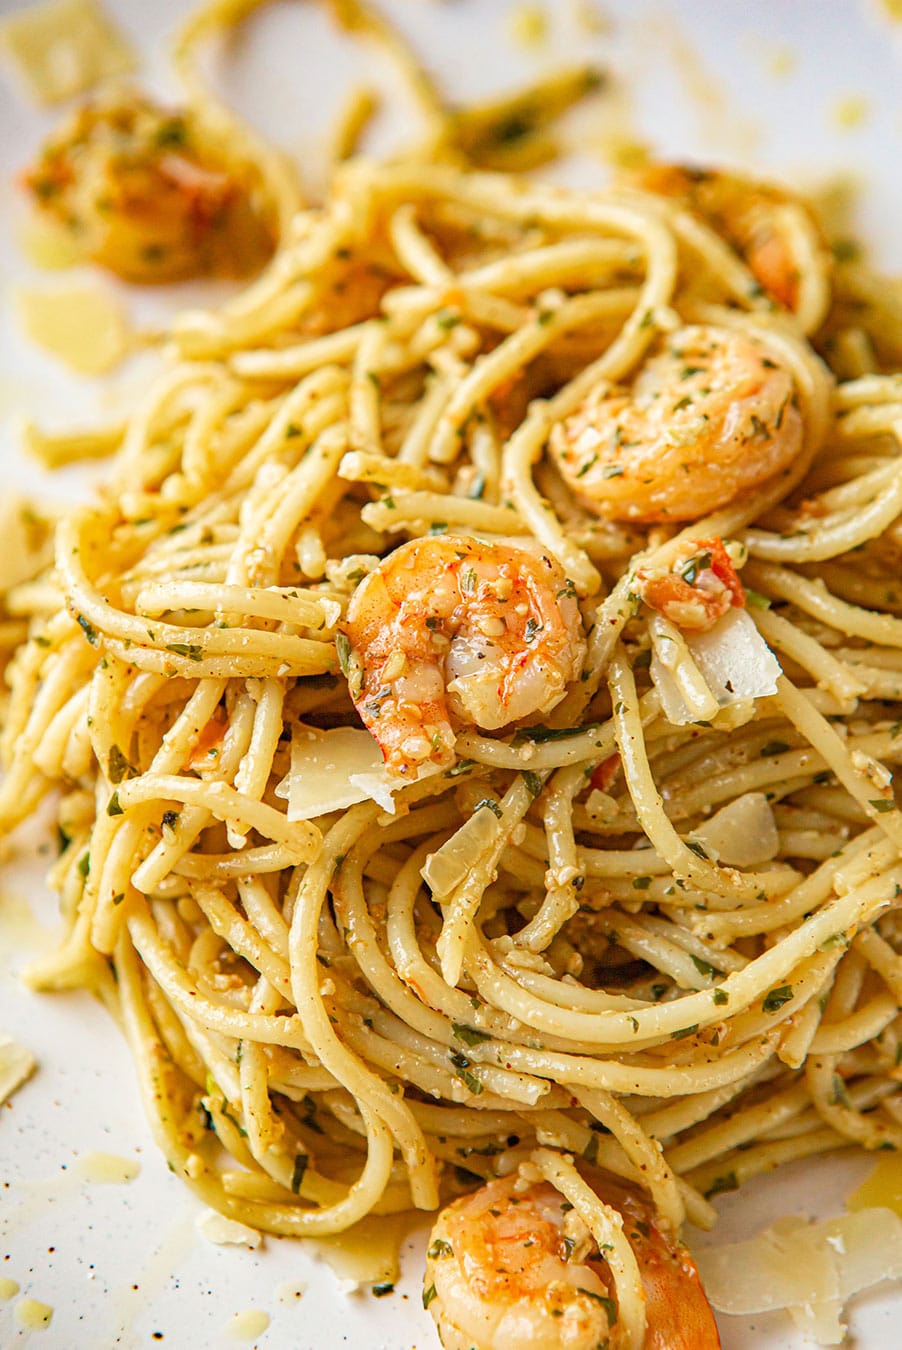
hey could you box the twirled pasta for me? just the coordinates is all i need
[3,148,902,1348]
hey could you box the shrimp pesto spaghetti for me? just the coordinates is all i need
[7,144,902,1347]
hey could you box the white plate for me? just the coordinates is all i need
[2,2,902,1346]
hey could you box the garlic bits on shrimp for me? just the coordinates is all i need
[342,535,585,777]
[425,1171,721,1350]
[549,323,804,524]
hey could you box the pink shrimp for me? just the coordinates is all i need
[548,325,803,524]
[341,536,585,777]
[424,1172,720,1350]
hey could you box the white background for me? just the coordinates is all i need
[2,2,902,1347]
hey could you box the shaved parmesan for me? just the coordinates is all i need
[422,805,502,899]
[17,283,130,375]
[848,1153,902,1219]
[0,1035,36,1105]
[0,0,136,104]
[651,607,781,726]
[690,792,779,866]
[0,498,55,592]
[348,761,441,813]
[274,725,438,819]
[690,607,782,700]
[196,1210,262,1249]
[694,1207,902,1345]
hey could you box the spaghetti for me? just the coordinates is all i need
[3,20,902,1346]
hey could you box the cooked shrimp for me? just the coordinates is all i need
[632,163,820,312]
[548,324,803,523]
[424,1172,720,1350]
[342,535,585,777]
[23,93,274,283]
[635,535,745,633]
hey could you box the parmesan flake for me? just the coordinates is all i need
[0,1034,36,1106]
[17,283,131,375]
[0,0,136,105]
[196,1210,262,1249]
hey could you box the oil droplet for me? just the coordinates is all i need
[274,1281,306,1306]
[586,77,649,172]
[14,1297,53,1330]
[225,1309,270,1340]
[0,1277,20,1301]
[764,45,795,79]
[571,0,609,34]
[651,11,761,158]
[831,95,869,131]
[847,1152,902,1218]
[0,892,55,951]
[596,134,649,170]
[76,1152,140,1185]
[307,1213,414,1291]
[506,3,548,49]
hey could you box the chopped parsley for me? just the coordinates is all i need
[680,551,712,586]
[449,1050,484,1095]
[335,631,352,677]
[444,758,475,778]
[473,797,503,819]
[76,614,99,646]
[451,1023,491,1047]
[513,724,588,744]
[706,1171,739,1198]
[290,1154,308,1193]
[107,745,134,784]
[762,984,794,1013]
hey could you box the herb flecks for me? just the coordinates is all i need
[452,1023,491,1047]
[762,984,794,1013]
